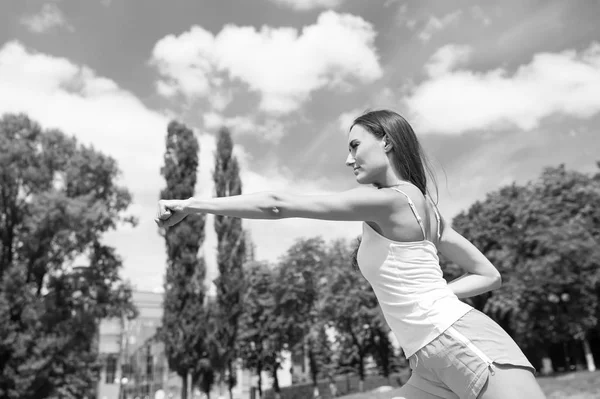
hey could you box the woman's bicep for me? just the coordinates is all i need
[437,227,501,279]
[277,187,393,222]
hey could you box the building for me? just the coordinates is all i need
[97,290,294,399]
[97,291,164,399]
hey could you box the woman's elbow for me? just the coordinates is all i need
[491,273,502,290]
[265,192,286,219]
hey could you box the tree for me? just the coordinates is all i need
[158,120,208,399]
[0,113,136,398]
[450,164,600,372]
[369,314,401,381]
[276,237,327,396]
[212,127,246,399]
[238,261,283,399]
[320,238,380,392]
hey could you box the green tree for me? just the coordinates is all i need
[158,120,208,399]
[0,113,136,399]
[212,127,246,399]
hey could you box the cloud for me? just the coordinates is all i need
[20,3,73,34]
[392,3,417,30]
[150,11,382,113]
[418,11,462,42]
[404,42,600,135]
[338,108,362,132]
[268,0,346,11]
[424,44,472,77]
[203,112,285,141]
[469,5,491,26]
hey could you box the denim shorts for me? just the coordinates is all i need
[405,308,535,399]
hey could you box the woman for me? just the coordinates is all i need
[155,110,546,399]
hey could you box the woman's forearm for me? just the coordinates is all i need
[183,192,282,219]
[447,272,502,299]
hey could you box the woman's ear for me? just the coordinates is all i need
[383,136,393,152]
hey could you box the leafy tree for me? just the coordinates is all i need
[158,120,208,399]
[212,127,246,399]
[238,261,283,398]
[305,322,335,397]
[0,113,136,399]
[450,164,600,371]
[321,238,380,392]
[276,237,327,396]
[369,317,401,380]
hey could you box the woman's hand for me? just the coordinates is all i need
[155,199,189,228]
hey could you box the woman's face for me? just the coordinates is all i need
[346,125,389,185]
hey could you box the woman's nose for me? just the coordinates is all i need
[345,153,355,167]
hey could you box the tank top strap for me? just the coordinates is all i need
[426,195,442,241]
[389,187,427,240]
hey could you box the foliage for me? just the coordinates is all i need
[212,127,246,397]
[0,113,136,398]
[450,164,600,349]
[276,236,328,391]
[238,261,283,398]
[158,120,208,399]
[320,238,381,386]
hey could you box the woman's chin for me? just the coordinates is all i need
[355,175,368,184]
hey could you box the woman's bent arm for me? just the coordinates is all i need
[438,227,502,299]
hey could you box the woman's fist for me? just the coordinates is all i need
[155,199,189,228]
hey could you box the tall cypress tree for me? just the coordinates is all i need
[158,120,207,399]
[212,127,246,399]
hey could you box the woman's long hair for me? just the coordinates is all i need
[350,109,446,234]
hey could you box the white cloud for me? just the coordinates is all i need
[338,108,362,132]
[150,11,382,113]
[20,3,73,34]
[418,11,462,42]
[268,0,345,11]
[404,42,600,135]
[203,112,286,141]
[393,3,417,30]
[424,44,472,77]
[470,5,491,26]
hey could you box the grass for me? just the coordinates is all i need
[336,370,600,399]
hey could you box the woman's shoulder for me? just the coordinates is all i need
[379,183,425,204]
[346,184,413,215]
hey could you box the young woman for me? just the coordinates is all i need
[155,110,546,399]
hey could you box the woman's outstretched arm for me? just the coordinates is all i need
[155,186,398,228]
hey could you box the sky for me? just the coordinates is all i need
[1,0,599,295]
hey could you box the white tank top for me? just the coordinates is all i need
[356,186,472,358]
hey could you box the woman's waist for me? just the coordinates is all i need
[379,295,472,330]
[375,286,466,313]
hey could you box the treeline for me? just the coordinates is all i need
[2,112,598,399]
